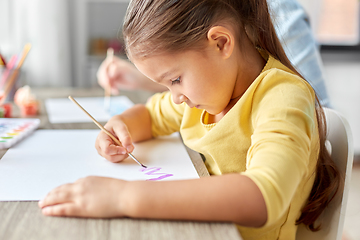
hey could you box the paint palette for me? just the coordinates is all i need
[0,118,40,149]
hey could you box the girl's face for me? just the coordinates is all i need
[132,47,239,116]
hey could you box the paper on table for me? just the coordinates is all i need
[45,96,134,123]
[0,130,199,201]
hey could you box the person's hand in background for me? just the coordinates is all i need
[97,56,167,93]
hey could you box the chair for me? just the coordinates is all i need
[296,107,354,240]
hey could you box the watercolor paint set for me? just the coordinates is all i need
[0,118,40,149]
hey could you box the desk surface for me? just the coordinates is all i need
[0,88,242,240]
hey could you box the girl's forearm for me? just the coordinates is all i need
[123,174,267,227]
[116,104,153,142]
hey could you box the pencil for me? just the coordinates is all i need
[68,96,147,168]
[0,55,4,66]
[0,44,31,105]
[0,55,18,89]
[104,48,114,110]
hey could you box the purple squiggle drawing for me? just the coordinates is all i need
[140,167,174,181]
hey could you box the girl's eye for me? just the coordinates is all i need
[171,77,181,85]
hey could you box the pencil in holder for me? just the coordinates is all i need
[0,69,24,102]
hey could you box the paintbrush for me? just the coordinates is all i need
[104,48,114,110]
[68,96,146,168]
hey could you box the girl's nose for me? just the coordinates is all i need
[172,93,187,105]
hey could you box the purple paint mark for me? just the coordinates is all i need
[140,167,174,181]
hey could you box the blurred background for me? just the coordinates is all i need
[0,0,359,238]
[2,0,358,155]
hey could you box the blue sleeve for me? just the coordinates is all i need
[268,0,331,107]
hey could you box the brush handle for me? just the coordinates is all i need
[68,96,146,168]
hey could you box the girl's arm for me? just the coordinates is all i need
[126,173,267,227]
[41,104,267,226]
[39,173,267,228]
[113,104,153,143]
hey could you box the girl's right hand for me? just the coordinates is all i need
[95,116,135,163]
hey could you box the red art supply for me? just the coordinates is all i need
[14,85,39,116]
[0,95,11,117]
[2,103,12,118]
[19,101,39,117]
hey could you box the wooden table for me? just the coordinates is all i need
[0,88,242,240]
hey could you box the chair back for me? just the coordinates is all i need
[296,108,354,240]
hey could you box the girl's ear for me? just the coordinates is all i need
[207,26,234,59]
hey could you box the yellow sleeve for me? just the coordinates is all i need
[241,70,318,227]
[145,91,186,137]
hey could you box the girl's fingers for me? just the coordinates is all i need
[112,124,134,153]
[42,203,80,217]
[106,151,129,163]
[103,144,126,156]
[95,119,134,161]
[97,58,112,89]
[95,129,129,162]
[108,63,120,79]
[100,140,126,155]
[39,184,73,208]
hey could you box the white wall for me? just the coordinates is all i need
[297,0,323,35]
[0,0,72,87]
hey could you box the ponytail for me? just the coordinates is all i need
[296,107,342,231]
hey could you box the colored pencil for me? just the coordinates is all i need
[0,44,31,105]
[0,55,18,89]
[0,53,6,66]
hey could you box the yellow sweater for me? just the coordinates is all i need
[145,54,319,240]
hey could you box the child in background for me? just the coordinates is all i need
[39,0,341,239]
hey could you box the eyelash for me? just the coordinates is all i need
[171,77,181,85]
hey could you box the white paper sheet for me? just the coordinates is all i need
[45,96,134,123]
[0,130,199,201]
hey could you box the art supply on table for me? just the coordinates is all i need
[68,96,146,168]
[0,130,199,201]
[0,55,18,89]
[0,118,40,149]
[0,44,31,105]
[0,54,5,66]
[14,85,39,116]
[104,47,114,110]
[0,103,12,118]
[45,96,134,123]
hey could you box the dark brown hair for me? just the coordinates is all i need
[122,0,341,231]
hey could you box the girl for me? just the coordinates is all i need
[39,0,341,239]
